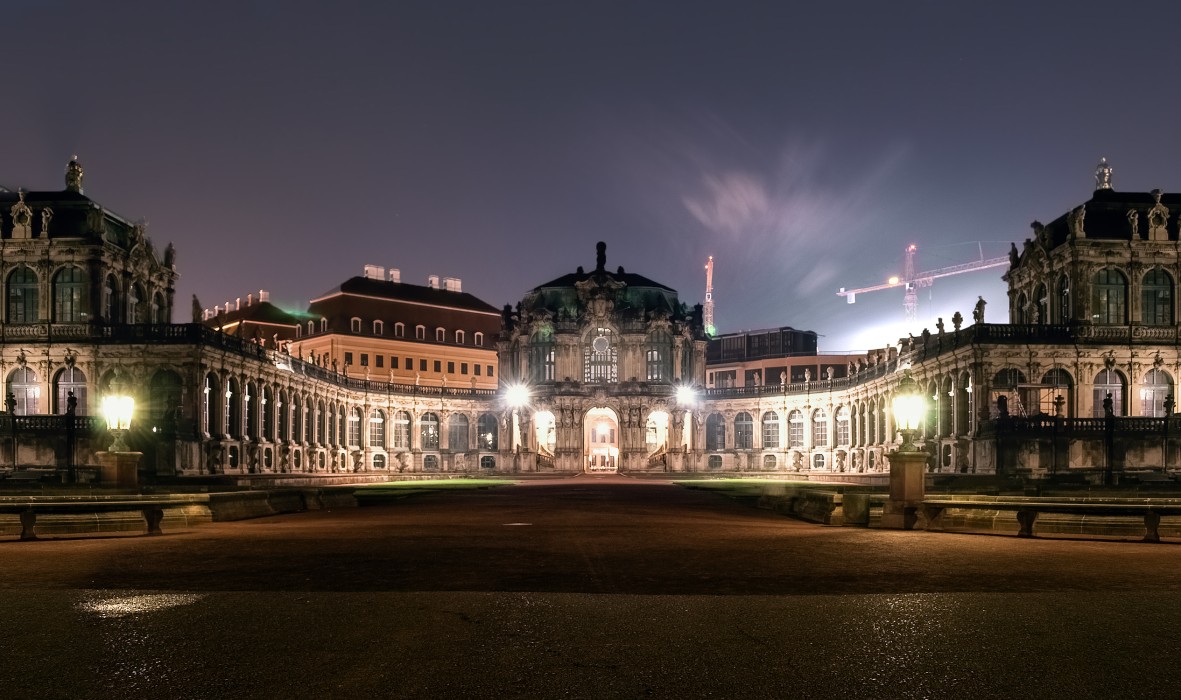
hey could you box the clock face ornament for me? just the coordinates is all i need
[592,335,609,353]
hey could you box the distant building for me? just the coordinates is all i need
[289,268,501,389]
[705,327,864,388]
[202,291,305,351]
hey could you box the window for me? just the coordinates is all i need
[128,283,142,323]
[420,412,440,449]
[423,454,439,472]
[1034,284,1048,324]
[480,455,496,469]
[415,325,425,340]
[1037,369,1073,415]
[531,330,556,382]
[1142,269,1174,326]
[1092,269,1127,324]
[478,413,498,451]
[151,291,165,323]
[707,455,722,470]
[395,322,405,337]
[584,327,618,383]
[1141,369,1173,417]
[836,406,850,446]
[474,332,484,346]
[449,414,469,451]
[307,321,315,335]
[436,328,445,342]
[646,331,672,381]
[455,330,465,344]
[376,355,384,368]
[391,357,399,370]
[103,275,118,322]
[813,453,826,469]
[374,320,384,336]
[1014,292,1028,324]
[320,318,327,333]
[475,364,482,376]
[787,410,804,448]
[370,410,386,448]
[348,408,362,446]
[349,318,361,333]
[1093,369,1126,417]
[447,361,455,374]
[55,366,88,415]
[734,412,753,449]
[7,367,39,415]
[1056,274,1071,323]
[372,454,386,469]
[419,359,427,372]
[52,266,86,323]
[7,266,38,323]
[433,360,441,373]
[812,409,828,448]
[762,411,779,449]
[461,363,468,375]
[488,365,494,377]
[361,354,369,367]
[344,352,354,366]
[224,379,240,438]
[705,413,725,450]
[393,411,411,449]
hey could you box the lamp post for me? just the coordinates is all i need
[98,388,141,488]
[882,369,928,529]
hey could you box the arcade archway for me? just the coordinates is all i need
[584,407,619,473]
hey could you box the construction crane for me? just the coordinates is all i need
[703,255,716,336]
[837,244,1008,323]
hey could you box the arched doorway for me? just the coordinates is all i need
[584,407,619,473]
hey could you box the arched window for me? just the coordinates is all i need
[1093,369,1126,417]
[202,373,217,435]
[584,327,618,383]
[369,409,386,448]
[152,291,166,323]
[374,320,384,336]
[243,382,257,438]
[313,400,323,444]
[7,266,39,323]
[372,454,386,469]
[707,455,722,470]
[307,321,315,336]
[52,266,86,323]
[449,414,470,451]
[224,378,240,438]
[474,332,484,346]
[787,409,804,448]
[415,325,425,340]
[148,370,181,429]
[992,368,1027,417]
[455,330,465,344]
[420,412,440,450]
[8,367,39,415]
[54,367,87,415]
[1014,292,1028,324]
[836,406,851,445]
[261,387,273,440]
[761,411,780,449]
[393,411,412,449]
[435,328,445,342]
[394,322,405,337]
[645,331,672,382]
[763,454,777,470]
[705,413,725,451]
[128,283,145,323]
[1034,283,1048,324]
[103,274,118,323]
[350,317,362,333]
[291,397,303,442]
[478,413,498,451]
[1056,274,1071,323]
[348,407,362,446]
[956,372,972,433]
[1141,369,1173,417]
[319,318,327,333]
[277,390,289,441]
[530,329,556,382]
[812,409,828,448]
[1092,268,1127,324]
[813,453,826,470]
[1038,369,1073,416]
[1142,268,1174,326]
[734,412,753,449]
[867,403,876,445]
[423,454,439,472]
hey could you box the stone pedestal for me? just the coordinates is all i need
[97,451,142,488]
[881,449,926,529]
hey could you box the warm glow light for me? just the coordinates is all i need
[676,385,697,406]
[102,394,134,432]
[504,384,530,408]
[891,370,925,451]
[888,276,900,285]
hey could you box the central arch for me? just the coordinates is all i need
[584,407,619,473]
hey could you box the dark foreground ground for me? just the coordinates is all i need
[2,477,1179,699]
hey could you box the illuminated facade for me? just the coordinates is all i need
[3,159,1181,480]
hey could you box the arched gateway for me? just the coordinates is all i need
[584,407,619,472]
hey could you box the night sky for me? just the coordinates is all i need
[5,1,1181,350]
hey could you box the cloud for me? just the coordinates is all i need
[682,172,769,236]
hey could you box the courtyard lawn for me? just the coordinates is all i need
[353,479,510,502]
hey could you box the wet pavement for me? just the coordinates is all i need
[2,477,1179,698]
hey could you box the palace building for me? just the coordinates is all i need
[1,158,1179,482]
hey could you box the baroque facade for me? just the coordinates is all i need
[2,159,1181,481]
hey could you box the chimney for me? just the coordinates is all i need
[363,264,385,280]
[428,275,439,289]
[444,277,462,292]
[235,297,241,311]
[247,293,254,307]
[203,308,211,320]
[259,289,270,303]
[389,268,401,283]
[214,305,222,316]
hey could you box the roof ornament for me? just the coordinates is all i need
[1094,157,1113,191]
[65,156,84,194]
[595,241,606,272]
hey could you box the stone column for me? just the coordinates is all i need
[881,448,926,529]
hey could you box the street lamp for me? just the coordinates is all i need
[101,393,135,452]
[883,369,928,530]
[675,384,697,407]
[891,370,925,452]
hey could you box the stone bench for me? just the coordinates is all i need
[920,499,1181,543]
[0,498,206,540]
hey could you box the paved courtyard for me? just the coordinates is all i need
[2,477,1179,698]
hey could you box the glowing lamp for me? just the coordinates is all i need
[676,385,697,406]
[504,384,530,409]
[888,276,900,285]
[891,370,925,452]
[102,394,135,452]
